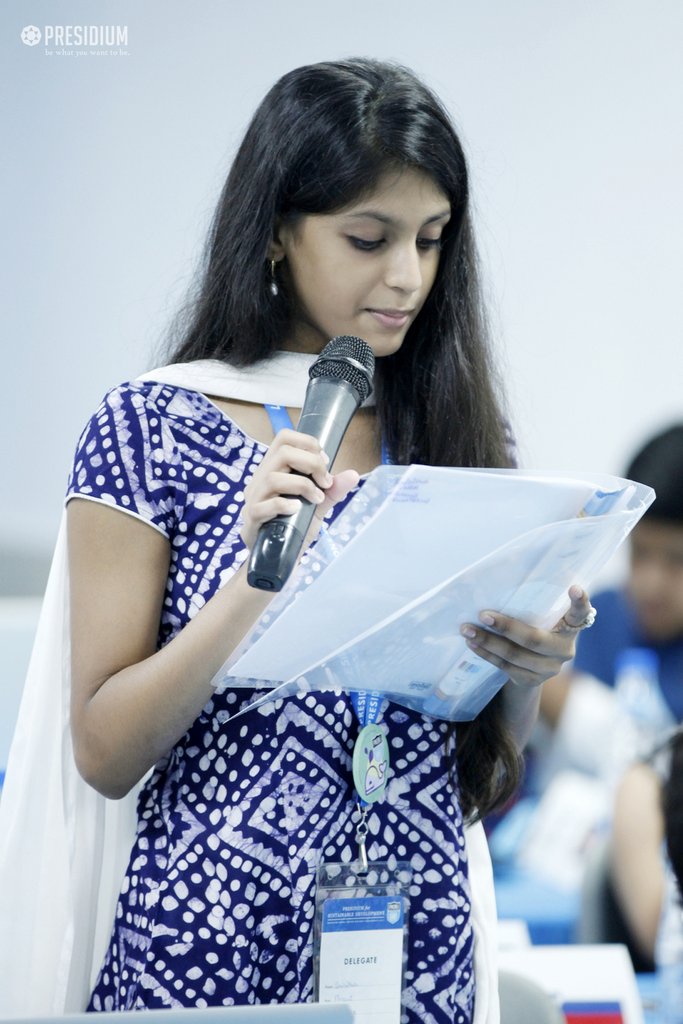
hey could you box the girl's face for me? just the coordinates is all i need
[274,167,451,357]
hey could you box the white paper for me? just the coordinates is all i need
[318,896,404,1024]
[217,466,654,721]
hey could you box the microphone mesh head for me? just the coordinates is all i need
[309,336,375,403]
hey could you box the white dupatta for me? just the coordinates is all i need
[0,357,499,1021]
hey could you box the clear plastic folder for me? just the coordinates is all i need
[214,465,654,721]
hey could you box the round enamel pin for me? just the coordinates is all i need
[352,723,390,804]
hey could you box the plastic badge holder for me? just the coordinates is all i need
[314,860,412,1021]
[214,465,654,722]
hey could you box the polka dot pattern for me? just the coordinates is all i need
[68,381,474,1021]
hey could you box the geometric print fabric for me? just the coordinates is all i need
[67,381,474,1022]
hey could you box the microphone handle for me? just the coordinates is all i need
[247,378,361,591]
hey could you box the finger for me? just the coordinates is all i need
[466,609,562,659]
[464,646,546,688]
[556,585,594,631]
[245,468,360,551]
[259,471,327,506]
[270,428,326,455]
[248,496,302,526]
[260,429,320,463]
[268,430,332,487]
[266,445,333,488]
[240,495,303,548]
[461,623,565,680]
[315,470,361,520]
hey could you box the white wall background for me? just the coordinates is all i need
[2,0,682,585]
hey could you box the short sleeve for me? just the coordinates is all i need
[65,382,186,538]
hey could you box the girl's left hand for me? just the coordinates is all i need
[460,585,596,688]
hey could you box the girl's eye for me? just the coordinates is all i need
[348,236,384,251]
[347,235,443,252]
[417,237,442,251]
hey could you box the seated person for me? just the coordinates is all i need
[541,423,683,742]
[526,426,683,970]
[610,728,683,970]
[664,721,683,895]
[487,427,683,923]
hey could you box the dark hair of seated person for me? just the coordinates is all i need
[626,424,683,524]
[663,728,683,896]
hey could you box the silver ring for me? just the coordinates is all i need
[562,605,597,631]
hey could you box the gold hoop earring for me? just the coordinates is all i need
[269,259,279,297]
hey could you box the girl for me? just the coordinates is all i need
[1,58,594,1022]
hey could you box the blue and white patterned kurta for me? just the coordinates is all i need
[66,380,474,1022]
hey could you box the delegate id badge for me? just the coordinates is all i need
[314,860,412,1024]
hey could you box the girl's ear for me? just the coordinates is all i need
[269,215,301,261]
[268,219,288,262]
[268,242,285,262]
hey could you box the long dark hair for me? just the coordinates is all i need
[166,58,521,820]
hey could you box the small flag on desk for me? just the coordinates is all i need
[562,1002,624,1024]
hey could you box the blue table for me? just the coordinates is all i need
[637,973,664,1024]
[494,865,580,945]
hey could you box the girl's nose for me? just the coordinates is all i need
[383,244,423,294]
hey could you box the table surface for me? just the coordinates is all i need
[494,864,580,945]
[637,972,663,1024]
[494,866,667,1021]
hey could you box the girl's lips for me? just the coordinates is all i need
[366,309,412,329]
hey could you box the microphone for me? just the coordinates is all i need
[247,335,375,591]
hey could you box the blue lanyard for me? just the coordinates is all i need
[349,689,384,728]
[263,404,294,435]
[263,402,390,863]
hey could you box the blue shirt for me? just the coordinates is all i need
[573,588,683,721]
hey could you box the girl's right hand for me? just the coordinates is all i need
[240,428,360,551]
[69,429,360,798]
